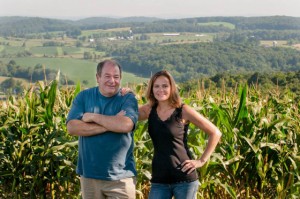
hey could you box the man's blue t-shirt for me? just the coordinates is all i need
[67,87,138,180]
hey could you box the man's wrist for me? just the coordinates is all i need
[95,113,103,125]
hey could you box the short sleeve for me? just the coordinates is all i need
[121,93,139,130]
[66,92,85,123]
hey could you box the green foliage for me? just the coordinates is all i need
[0,60,75,86]
[115,42,300,82]
[0,14,299,198]
[197,22,236,30]
[0,80,80,198]
[1,16,300,38]
[0,77,23,95]
[185,85,300,198]
[0,81,299,198]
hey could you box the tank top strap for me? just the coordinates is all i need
[174,103,184,121]
[149,103,158,116]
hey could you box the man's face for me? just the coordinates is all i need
[96,62,121,97]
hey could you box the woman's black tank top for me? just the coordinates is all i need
[148,104,198,184]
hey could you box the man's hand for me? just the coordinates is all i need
[117,110,126,116]
[120,87,133,96]
[82,113,96,123]
[82,110,126,123]
[81,109,133,133]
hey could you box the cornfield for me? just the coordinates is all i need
[0,80,299,198]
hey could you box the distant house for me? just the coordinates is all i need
[107,37,116,41]
[163,33,180,36]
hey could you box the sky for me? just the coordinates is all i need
[1,0,300,20]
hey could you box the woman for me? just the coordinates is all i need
[138,70,222,199]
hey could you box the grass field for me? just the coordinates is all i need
[0,76,30,92]
[260,40,288,47]
[0,57,148,87]
[137,32,214,44]
[0,33,148,87]
[1,46,26,54]
[3,39,24,47]
[24,39,44,47]
[30,46,58,56]
[81,27,131,37]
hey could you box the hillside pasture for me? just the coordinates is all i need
[1,39,145,87]
[81,27,131,37]
[0,43,101,59]
[61,46,89,58]
[0,76,29,86]
[0,46,26,55]
[260,40,288,47]
[24,39,45,47]
[138,32,213,44]
[0,57,148,87]
[57,47,64,56]
[30,46,58,56]
[0,45,5,52]
[2,38,24,47]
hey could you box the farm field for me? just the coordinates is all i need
[260,40,288,47]
[0,57,148,87]
[81,27,132,37]
[0,82,299,198]
[136,32,214,44]
[0,30,215,88]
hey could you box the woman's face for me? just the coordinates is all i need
[152,75,171,102]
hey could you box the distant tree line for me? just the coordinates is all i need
[1,16,300,38]
[111,41,300,82]
[214,30,300,43]
[179,70,300,99]
[0,60,75,95]
[131,22,233,34]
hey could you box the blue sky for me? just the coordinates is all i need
[1,0,300,19]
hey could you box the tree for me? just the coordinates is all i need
[83,52,93,59]
[76,41,82,47]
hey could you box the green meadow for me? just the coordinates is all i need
[0,57,148,87]
[81,27,131,37]
[136,32,214,44]
[0,34,148,87]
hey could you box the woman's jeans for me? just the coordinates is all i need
[148,180,199,199]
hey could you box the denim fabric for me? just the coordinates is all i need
[148,180,199,199]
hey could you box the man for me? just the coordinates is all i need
[67,59,138,199]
